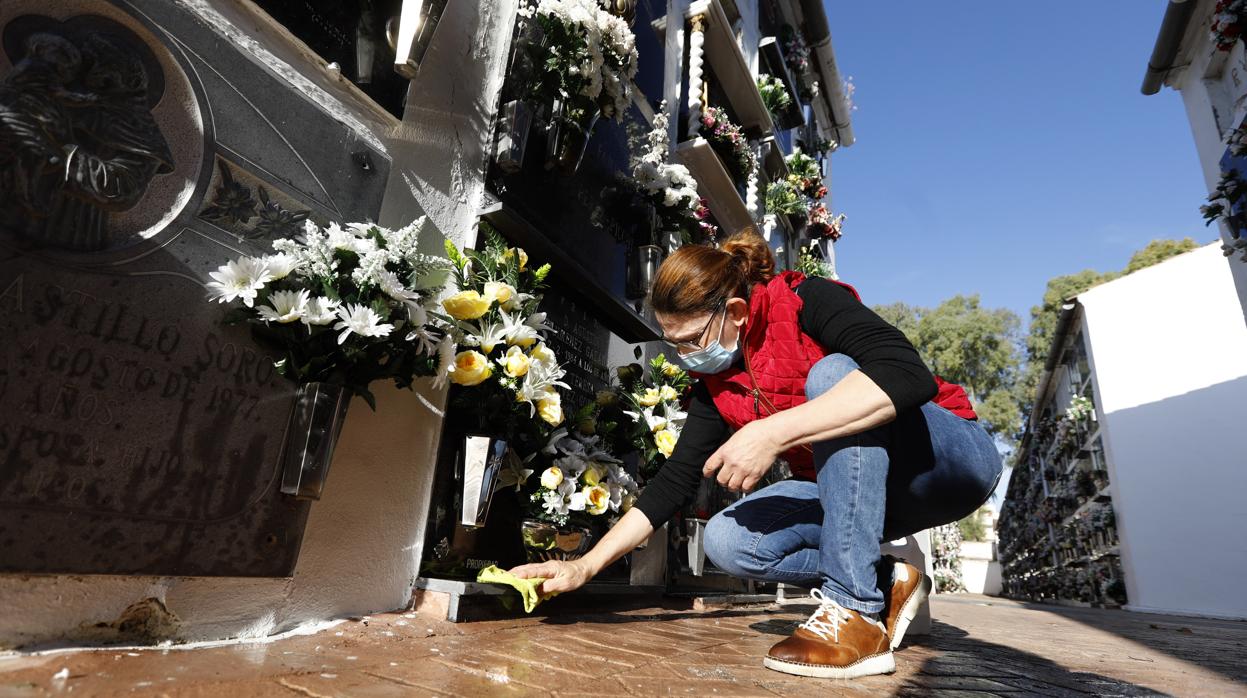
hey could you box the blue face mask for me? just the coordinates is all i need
[671,308,741,374]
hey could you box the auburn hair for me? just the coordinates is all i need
[650,231,775,315]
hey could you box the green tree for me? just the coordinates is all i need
[957,506,989,542]
[1122,237,1199,274]
[872,296,1024,442]
[872,301,921,339]
[1018,237,1202,419]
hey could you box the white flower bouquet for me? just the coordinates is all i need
[757,74,793,118]
[437,224,569,437]
[630,101,710,244]
[526,426,639,528]
[205,217,449,407]
[518,0,639,124]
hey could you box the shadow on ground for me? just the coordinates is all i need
[1006,598,1247,687]
[900,619,1165,697]
[749,616,1166,696]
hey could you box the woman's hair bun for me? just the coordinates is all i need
[720,230,775,286]
[649,228,776,315]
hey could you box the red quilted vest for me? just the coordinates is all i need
[699,271,977,480]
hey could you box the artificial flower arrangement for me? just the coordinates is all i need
[206,217,448,407]
[631,101,704,244]
[518,0,639,125]
[808,203,844,241]
[617,356,691,479]
[436,225,569,439]
[786,149,826,200]
[765,177,808,218]
[1201,168,1247,229]
[1212,0,1247,51]
[524,425,640,528]
[1229,120,1247,157]
[797,135,836,159]
[700,105,757,182]
[796,245,833,279]
[781,25,811,79]
[1065,394,1094,423]
[757,74,793,119]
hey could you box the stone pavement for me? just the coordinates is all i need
[1,594,1244,697]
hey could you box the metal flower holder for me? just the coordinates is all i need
[280,382,352,500]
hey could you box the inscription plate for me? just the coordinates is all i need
[542,290,612,408]
[0,0,390,576]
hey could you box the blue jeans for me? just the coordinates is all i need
[702,354,1003,613]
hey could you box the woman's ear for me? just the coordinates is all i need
[726,297,749,327]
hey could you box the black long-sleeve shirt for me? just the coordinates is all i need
[633,278,938,528]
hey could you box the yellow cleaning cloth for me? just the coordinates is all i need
[476,565,559,613]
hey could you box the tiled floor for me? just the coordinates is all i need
[1,594,1244,697]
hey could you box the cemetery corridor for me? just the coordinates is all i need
[1,595,1244,697]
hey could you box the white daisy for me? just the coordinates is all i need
[302,296,341,326]
[256,289,309,324]
[262,253,299,280]
[332,303,394,344]
[432,335,456,389]
[206,256,273,307]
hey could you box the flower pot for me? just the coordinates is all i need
[545,100,601,176]
[520,519,595,562]
[626,244,664,299]
[459,434,511,529]
[280,382,352,500]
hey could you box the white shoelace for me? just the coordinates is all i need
[799,589,854,643]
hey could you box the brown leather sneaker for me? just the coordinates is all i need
[882,556,932,650]
[764,590,895,679]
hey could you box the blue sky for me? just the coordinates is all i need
[824,2,1213,322]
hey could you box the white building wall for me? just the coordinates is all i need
[1163,2,1247,324]
[1079,243,1247,619]
[0,0,515,649]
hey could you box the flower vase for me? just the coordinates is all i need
[459,434,511,529]
[545,99,601,176]
[280,382,352,500]
[520,519,595,562]
[626,244,664,299]
[494,99,535,174]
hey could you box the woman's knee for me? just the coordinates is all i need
[806,353,860,400]
[703,511,751,577]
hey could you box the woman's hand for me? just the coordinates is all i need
[703,419,781,492]
[509,559,594,594]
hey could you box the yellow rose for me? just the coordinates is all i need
[636,388,661,407]
[504,247,529,271]
[537,394,564,426]
[661,361,682,378]
[595,390,618,407]
[540,466,563,489]
[483,281,516,307]
[654,428,678,458]
[658,384,678,402]
[582,464,603,486]
[585,485,610,515]
[442,290,490,320]
[529,343,556,366]
[499,345,530,378]
[449,350,493,386]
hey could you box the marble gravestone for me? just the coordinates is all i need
[0,0,390,576]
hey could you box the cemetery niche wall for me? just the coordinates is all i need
[0,0,390,577]
[417,0,672,584]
